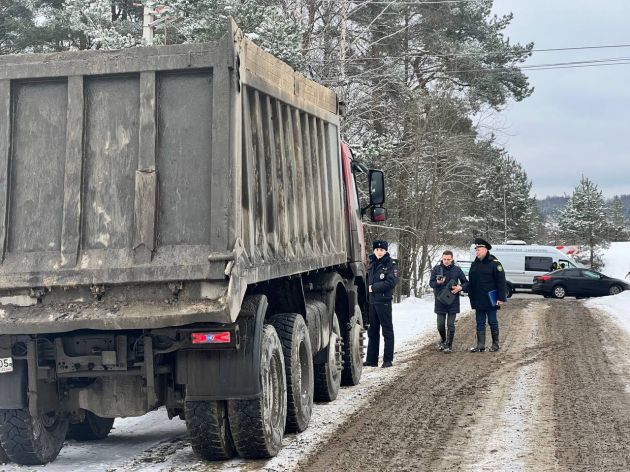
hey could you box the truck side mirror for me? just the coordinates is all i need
[370,207,386,222]
[368,170,385,206]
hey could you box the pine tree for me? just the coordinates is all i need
[0,0,34,55]
[608,196,629,242]
[557,176,610,268]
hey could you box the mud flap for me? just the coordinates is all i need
[178,294,267,401]
[0,358,27,409]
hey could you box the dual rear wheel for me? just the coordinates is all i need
[0,409,68,465]
[186,303,360,461]
[0,407,114,466]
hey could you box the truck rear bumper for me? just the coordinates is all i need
[0,299,230,334]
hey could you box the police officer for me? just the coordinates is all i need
[468,238,506,352]
[429,250,469,353]
[364,240,399,368]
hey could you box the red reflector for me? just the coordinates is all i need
[191,331,231,344]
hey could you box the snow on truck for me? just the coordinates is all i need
[0,20,386,465]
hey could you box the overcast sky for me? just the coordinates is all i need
[490,0,630,199]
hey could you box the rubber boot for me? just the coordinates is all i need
[489,330,500,352]
[443,329,455,353]
[470,330,486,352]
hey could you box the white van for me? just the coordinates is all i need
[469,242,581,297]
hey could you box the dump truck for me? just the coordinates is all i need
[0,20,386,465]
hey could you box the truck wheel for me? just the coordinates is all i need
[185,400,235,460]
[341,307,363,387]
[228,324,286,459]
[506,284,514,298]
[0,408,68,465]
[269,313,313,433]
[314,313,342,402]
[67,411,114,441]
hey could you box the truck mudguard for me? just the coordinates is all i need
[177,294,267,401]
[0,358,27,409]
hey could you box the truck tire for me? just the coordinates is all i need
[269,313,313,433]
[314,313,342,402]
[185,400,235,460]
[228,324,286,459]
[0,408,68,465]
[67,411,114,441]
[341,308,363,387]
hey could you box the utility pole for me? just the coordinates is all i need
[339,0,349,101]
[143,5,155,45]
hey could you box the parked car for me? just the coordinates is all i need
[532,268,630,299]
[471,243,582,297]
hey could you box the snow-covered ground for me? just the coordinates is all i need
[601,241,630,280]
[585,241,630,332]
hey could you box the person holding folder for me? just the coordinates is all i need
[429,250,468,353]
[467,238,507,352]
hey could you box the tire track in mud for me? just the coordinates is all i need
[546,301,630,471]
[296,300,533,472]
[296,298,630,472]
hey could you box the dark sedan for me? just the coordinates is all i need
[532,268,630,299]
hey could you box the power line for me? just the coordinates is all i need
[317,59,630,83]
[322,0,475,3]
[311,43,630,63]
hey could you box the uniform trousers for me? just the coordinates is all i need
[366,302,394,364]
[475,308,498,332]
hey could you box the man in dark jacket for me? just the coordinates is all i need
[364,240,399,368]
[468,238,507,352]
[429,250,469,353]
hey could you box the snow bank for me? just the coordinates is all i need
[601,241,630,280]
[585,291,630,333]
[589,241,630,331]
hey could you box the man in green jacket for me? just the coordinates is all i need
[467,238,507,352]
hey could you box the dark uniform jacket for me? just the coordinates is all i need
[429,263,469,314]
[467,253,507,310]
[368,253,399,303]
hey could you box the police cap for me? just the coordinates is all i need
[474,237,492,250]
[372,240,389,250]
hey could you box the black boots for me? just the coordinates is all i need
[437,326,446,351]
[470,330,486,352]
[489,330,500,352]
[443,329,455,353]
[470,330,500,352]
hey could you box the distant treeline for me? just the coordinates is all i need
[537,195,630,218]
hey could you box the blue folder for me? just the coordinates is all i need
[488,289,498,306]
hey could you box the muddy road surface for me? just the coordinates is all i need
[297,298,630,472]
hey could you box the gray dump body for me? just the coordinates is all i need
[0,22,347,333]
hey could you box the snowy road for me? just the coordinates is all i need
[297,297,630,471]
